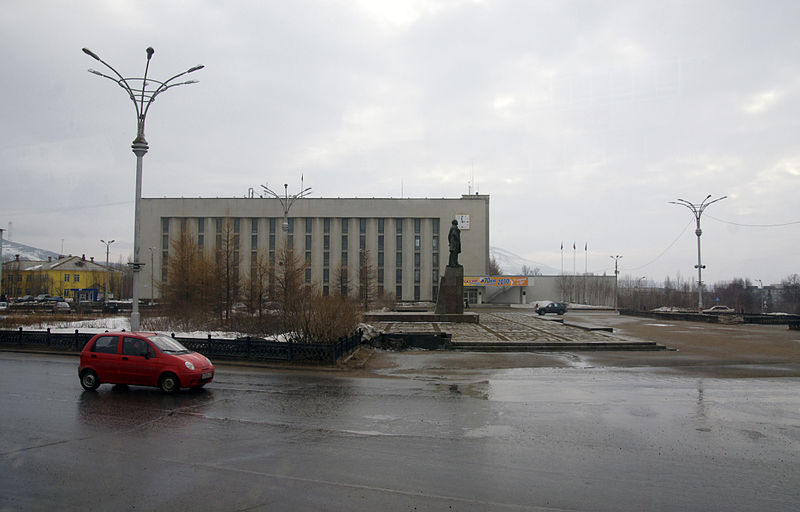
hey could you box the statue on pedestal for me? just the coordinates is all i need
[448,219,461,267]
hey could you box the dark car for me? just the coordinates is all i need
[536,302,568,315]
[78,331,214,393]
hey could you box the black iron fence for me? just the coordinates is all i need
[0,328,363,365]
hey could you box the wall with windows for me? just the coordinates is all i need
[139,195,490,302]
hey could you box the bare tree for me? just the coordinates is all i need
[488,257,502,276]
[359,249,377,311]
[212,217,241,324]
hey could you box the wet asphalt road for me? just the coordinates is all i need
[1,349,799,511]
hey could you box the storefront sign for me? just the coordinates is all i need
[464,276,529,287]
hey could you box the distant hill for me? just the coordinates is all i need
[490,246,560,276]
[1,240,60,262]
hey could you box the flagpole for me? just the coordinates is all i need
[584,242,588,275]
[572,242,576,275]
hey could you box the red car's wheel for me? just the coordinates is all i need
[159,373,180,394]
[80,370,100,391]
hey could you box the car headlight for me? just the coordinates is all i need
[184,361,195,371]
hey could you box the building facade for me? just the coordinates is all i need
[139,194,490,302]
[1,255,121,300]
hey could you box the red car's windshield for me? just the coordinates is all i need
[148,335,191,354]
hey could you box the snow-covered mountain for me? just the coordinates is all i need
[490,246,559,276]
[1,240,60,262]
[2,238,556,276]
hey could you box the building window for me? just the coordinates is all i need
[414,218,421,234]
[74,274,80,283]
[360,218,366,233]
[64,274,70,282]
[378,218,384,234]
[396,251,402,266]
[306,218,312,234]
[341,218,348,233]
[396,218,402,233]
[305,234,312,251]
[378,252,384,267]
[396,268,402,284]
[396,285,402,300]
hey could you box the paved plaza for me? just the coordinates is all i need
[370,309,625,345]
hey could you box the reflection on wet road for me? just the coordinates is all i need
[1,352,798,511]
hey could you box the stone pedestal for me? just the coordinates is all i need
[435,266,464,315]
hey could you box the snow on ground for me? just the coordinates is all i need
[21,316,247,340]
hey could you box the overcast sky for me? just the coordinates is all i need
[1,0,798,285]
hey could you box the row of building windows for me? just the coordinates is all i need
[160,216,443,300]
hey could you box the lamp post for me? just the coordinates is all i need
[101,239,115,303]
[670,195,726,311]
[83,47,203,330]
[148,247,156,305]
[261,179,312,250]
[0,228,4,299]
[610,255,622,310]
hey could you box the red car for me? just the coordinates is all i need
[78,332,214,393]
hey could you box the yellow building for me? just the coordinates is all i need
[2,255,122,301]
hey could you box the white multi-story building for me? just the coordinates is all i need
[139,194,490,302]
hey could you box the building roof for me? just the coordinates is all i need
[2,255,120,273]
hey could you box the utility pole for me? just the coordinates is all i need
[670,195,726,311]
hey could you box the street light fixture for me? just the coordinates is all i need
[83,47,203,330]
[100,239,115,303]
[670,195,726,311]
[261,179,312,246]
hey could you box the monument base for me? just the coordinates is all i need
[435,265,464,315]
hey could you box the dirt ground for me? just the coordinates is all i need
[353,311,800,379]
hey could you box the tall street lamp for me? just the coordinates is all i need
[148,247,156,305]
[610,255,622,310]
[0,228,5,299]
[670,195,726,311]
[261,179,312,250]
[101,239,115,303]
[83,47,203,330]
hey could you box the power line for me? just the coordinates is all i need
[1,201,133,216]
[625,219,693,272]
[706,214,800,228]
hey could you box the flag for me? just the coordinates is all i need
[585,242,587,251]
[560,242,563,250]
[573,242,576,250]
